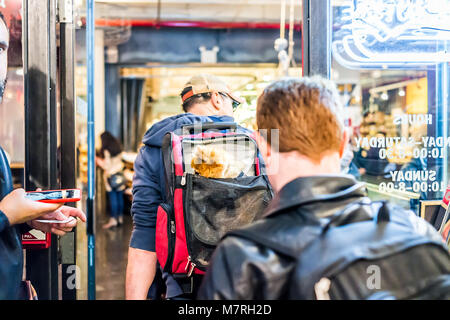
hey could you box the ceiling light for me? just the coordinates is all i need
[381,91,389,100]
[398,88,406,97]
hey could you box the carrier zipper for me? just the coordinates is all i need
[184,256,197,277]
[182,173,208,272]
[180,173,187,186]
[182,174,203,271]
[184,256,191,271]
[187,262,197,277]
[182,175,201,275]
[170,220,175,233]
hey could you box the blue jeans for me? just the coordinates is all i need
[107,190,124,219]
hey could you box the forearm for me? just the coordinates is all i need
[125,247,157,300]
[0,189,62,225]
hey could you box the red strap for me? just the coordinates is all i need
[181,90,194,102]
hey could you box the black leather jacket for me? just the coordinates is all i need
[197,175,443,300]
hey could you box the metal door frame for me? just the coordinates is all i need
[302,0,331,78]
[23,0,77,300]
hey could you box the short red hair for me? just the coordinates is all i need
[256,77,344,162]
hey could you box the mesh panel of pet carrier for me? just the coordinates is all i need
[185,174,272,268]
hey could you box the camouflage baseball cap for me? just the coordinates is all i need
[181,73,244,105]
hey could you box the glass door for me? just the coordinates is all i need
[331,0,450,241]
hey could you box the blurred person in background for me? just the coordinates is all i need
[96,131,126,229]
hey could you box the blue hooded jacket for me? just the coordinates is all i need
[0,145,32,299]
[0,214,26,300]
[130,113,249,298]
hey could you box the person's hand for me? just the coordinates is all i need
[0,189,63,226]
[28,206,87,236]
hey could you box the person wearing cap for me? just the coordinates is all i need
[125,74,246,300]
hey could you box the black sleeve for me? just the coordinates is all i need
[0,210,9,233]
[17,223,32,235]
[0,211,32,234]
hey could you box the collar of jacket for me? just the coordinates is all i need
[263,174,368,218]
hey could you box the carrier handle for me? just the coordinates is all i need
[181,122,237,135]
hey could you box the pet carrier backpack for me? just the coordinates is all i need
[155,122,273,280]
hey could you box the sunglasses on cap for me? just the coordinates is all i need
[219,92,241,111]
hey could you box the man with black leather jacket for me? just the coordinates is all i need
[197,77,449,300]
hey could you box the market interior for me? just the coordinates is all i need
[0,0,449,299]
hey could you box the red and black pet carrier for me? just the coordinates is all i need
[155,122,273,278]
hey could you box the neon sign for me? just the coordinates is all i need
[332,0,450,68]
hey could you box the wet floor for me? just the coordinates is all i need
[76,183,133,300]
[95,210,132,300]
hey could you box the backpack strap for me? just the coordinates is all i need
[227,227,299,259]
[225,201,371,259]
[161,133,175,202]
[321,200,390,233]
[226,200,403,260]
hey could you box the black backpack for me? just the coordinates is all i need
[228,201,450,300]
